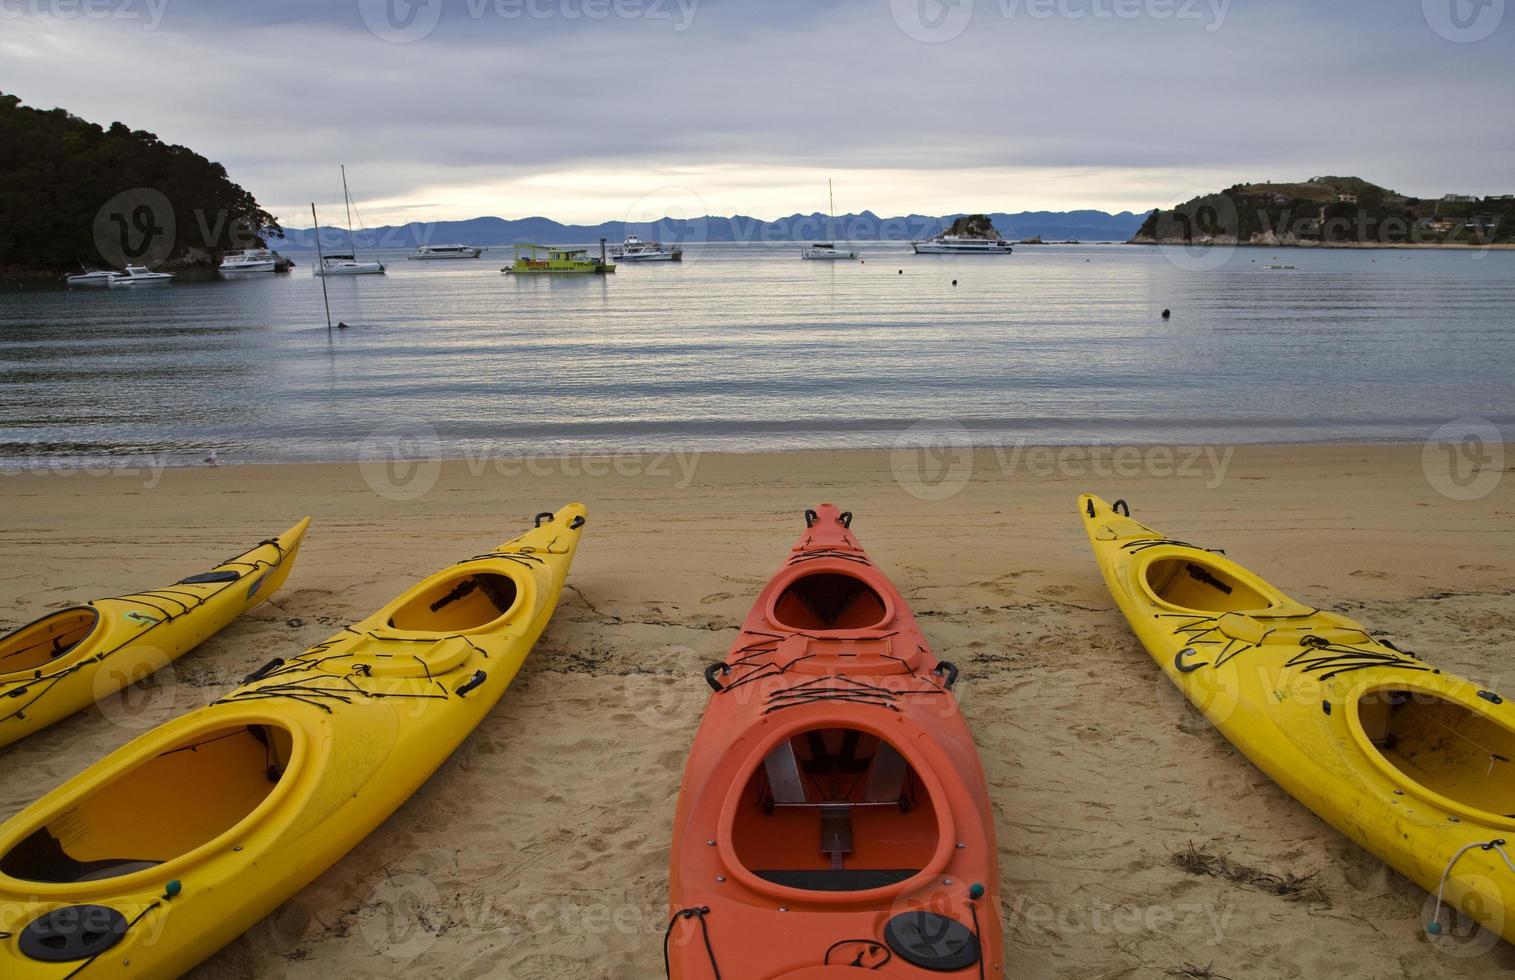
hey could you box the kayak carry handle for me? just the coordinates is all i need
[569,514,586,529]
[1085,498,1095,518]
[535,511,555,527]
[244,658,285,683]
[804,509,818,528]
[705,663,730,692]
[839,511,853,528]
[1113,499,1130,517]
[455,670,487,697]
[934,661,959,690]
[1174,648,1208,673]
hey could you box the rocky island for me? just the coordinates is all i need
[1132,176,1512,248]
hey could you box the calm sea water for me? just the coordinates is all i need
[1,243,1512,466]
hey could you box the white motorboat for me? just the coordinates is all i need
[611,234,682,262]
[801,243,858,260]
[106,266,174,286]
[65,268,123,287]
[800,179,859,260]
[408,244,482,260]
[910,233,1014,254]
[219,249,278,274]
[315,253,386,276]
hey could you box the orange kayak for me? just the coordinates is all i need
[668,504,1002,978]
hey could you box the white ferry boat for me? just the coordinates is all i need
[911,233,1014,254]
[219,249,278,274]
[612,235,682,262]
[408,244,483,260]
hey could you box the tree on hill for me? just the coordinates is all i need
[0,92,278,276]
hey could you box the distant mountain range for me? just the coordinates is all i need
[273,209,1151,250]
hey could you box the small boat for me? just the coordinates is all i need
[668,504,1002,978]
[218,249,277,274]
[800,242,858,260]
[0,520,309,749]
[611,234,682,262]
[911,233,1013,254]
[1079,494,1515,947]
[503,242,615,275]
[408,244,483,260]
[106,266,175,286]
[64,267,122,287]
[314,253,386,277]
[0,505,585,977]
[801,179,860,261]
[312,166,385,277]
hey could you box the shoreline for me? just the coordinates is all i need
[3,431,1508,475]
[1130,238,1515,250]
[3,441,1513,977]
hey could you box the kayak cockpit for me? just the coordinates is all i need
[771,571,890,631]
[388,572,520,632]
[732,727,937,892]
[0,723,293,884]
[0,608,100,675]
[1357,690,1515,819]
[1142,555,1273,613]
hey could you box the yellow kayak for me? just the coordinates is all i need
[1079,494,1515,946]
[0,520,310,749]
[0,504,585,977]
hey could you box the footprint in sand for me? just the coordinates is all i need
[1349,570,1388,579]
[1459,564,1498,571]
[1039,584,1075,596]
[701,592,734,604]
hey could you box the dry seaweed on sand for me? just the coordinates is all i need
[1173,842,1329,904]
[1167,965,1235,980]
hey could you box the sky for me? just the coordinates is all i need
[2,0,1512,226]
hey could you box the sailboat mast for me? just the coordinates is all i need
[312,202,333,334]
[340,164,358,258]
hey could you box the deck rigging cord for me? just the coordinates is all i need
[663,906,720,979]
[1427,839,1515,937]
[0,536,291,728]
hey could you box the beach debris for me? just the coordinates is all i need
[1162,308,1171,319]
[1167,964,1234,980]
[1172,842,1327,903]
[952,279,958,286]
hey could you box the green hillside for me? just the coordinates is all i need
[0,92,277,277]
[1133,176,1512,246]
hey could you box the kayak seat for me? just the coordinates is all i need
[753,869,918,892]
[0,828,161,884]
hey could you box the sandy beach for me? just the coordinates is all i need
[2,442,1512,979]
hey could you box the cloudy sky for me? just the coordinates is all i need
[3,0,1511,225]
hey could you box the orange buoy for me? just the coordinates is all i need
[667,505,1002,978]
